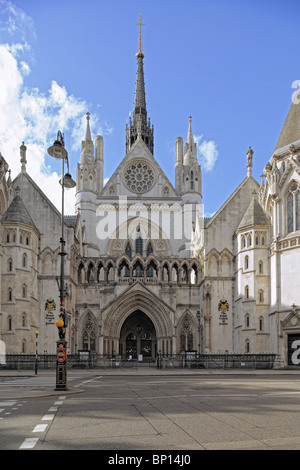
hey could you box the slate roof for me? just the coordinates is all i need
[274,98,300,151]
[237,197,269,231]
[2,193,39,231]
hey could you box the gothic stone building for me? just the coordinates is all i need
[0,34,300,367]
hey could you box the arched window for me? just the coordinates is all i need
[287,182,300,233]
[22,313,27,327]
[245,285,249,299]
[258,260,263,274]
[22,253,27,268]
[8,316,12,331]
[119,260,130,278]
[78,262,85,283]
[22,284,27,298]
[135,228,143,256]
[146,260,157,278]
[241,235,246,248]
[8,258,12,272]
[82,313,96,352]
[245,314,250,328]
[162,264,169,282]
[245,255,249,270]
[181,264,188,283]
[191,264,198,284]
[97,263,104,282]
[22,339,26,353]
[125,242,132,260]
[107,263,114,282]
[146,242,153,257]
[245,339,250,353]
[87,262,95,283]
[8,288,12,302]
[259,316,264,331]
[133,260,143,277]
[259,289,264,303]
[190,170,194,190]
[171,264,179,283]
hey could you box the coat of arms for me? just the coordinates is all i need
[45,297,56,324]
[218,297,229,324]
[45,297,56,311]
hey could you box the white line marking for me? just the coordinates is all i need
[33,424,48,433]
[54,401,63,405]
[19,438,39,449]
[48,407,58,412]
[0,401,16,407]
[42,414,55,421]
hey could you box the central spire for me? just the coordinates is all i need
[134,14,146,114]
[126,15,154,154]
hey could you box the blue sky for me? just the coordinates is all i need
[0,0,299,215]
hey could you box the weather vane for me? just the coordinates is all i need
[136,14,145,54]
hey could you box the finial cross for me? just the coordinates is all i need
[137,14,145,53]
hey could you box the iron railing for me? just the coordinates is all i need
[0,353,278,371]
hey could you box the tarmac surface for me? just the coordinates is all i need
[1,366,300,399]
[2,367,300,451]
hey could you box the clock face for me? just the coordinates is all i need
[123,160,155,193]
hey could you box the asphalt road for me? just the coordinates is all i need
[1,370,300,454]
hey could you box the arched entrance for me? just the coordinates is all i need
[119,310,157,360]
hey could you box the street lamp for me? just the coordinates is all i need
[35,330,39,375]
[47,131,76,391]
[196,310,201,355]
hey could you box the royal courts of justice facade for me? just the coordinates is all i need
[0,20,300,368]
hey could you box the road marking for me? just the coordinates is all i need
[32,424,48,433]
[19,438,39,449]
[48,407,58,412]
[54,401,63,405]
[42,414,55,421]
[0,401,16,407]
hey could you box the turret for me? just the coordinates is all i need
[95,135,104,194]
[176,116,202,199]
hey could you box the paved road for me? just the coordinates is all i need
[1,369,300,452]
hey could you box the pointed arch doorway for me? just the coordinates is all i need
[119,310,157,360]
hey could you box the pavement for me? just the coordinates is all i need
[1,366,300,400]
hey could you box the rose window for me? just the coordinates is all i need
[123,161,155,193]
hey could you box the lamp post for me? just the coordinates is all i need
[35,330,39,375]
[47,131,76,391]
[196,310,201,355]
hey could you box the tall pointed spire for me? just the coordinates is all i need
[85,112,92,141]
[184,116,197,165]
[134,14,146,114]
[80,112,94,165]
[126,15,154,154]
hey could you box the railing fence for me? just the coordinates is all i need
[0,353,278,371]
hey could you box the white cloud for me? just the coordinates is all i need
[0,1,114,216]
[0,1,98,214]
[0,39,87,213]
[194,134,218,172]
